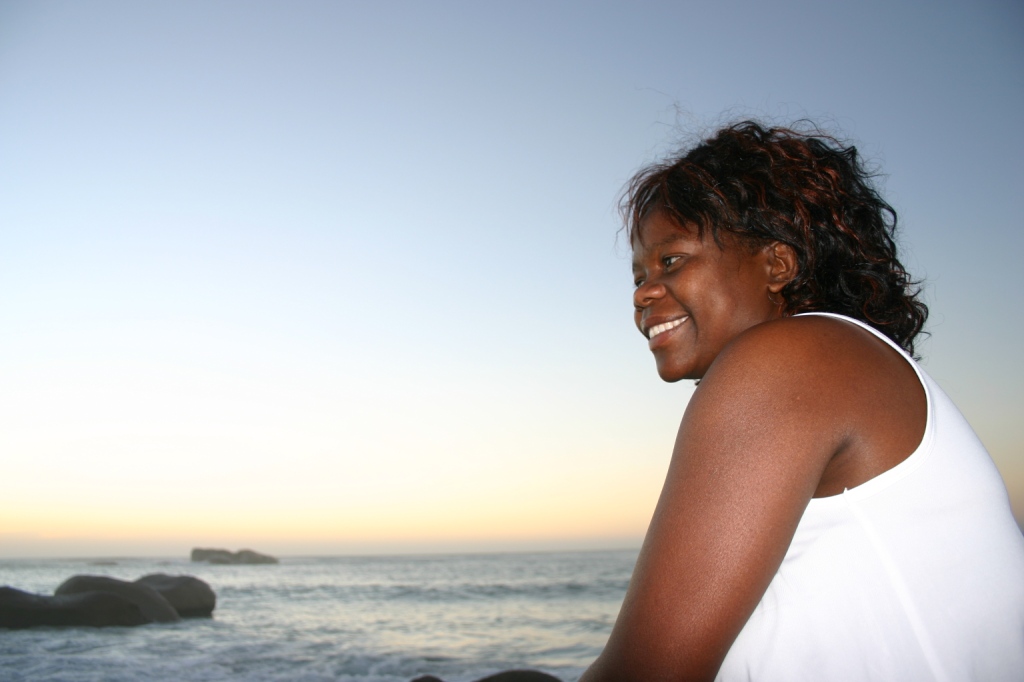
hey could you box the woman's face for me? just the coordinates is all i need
[632,211,781,382]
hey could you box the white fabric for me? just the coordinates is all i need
[716,313,1024,682]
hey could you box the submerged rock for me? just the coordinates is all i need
[191,547,278,564]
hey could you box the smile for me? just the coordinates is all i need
[647,317,688,339]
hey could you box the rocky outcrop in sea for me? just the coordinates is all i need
[191,547,279,564]
[0,573,215,629]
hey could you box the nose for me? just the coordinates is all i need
[633,279,666,310]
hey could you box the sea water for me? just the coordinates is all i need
[0,550,636,682]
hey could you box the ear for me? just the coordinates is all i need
[764,241,798,293]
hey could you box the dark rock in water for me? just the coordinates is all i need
[235,549,278,564]
[190,548,235,564]
[191,547,278,564]
[476,673,563,682]
[55,575,180,623]
[0,586,149,628]
[136,574,216,618]
[0,572,218,628]
[411,672,563,682]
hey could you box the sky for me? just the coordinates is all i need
[1,0,1021,558]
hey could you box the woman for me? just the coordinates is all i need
[581,122,1024,681]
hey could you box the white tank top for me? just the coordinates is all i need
[716,313,1024,682]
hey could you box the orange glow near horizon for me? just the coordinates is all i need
[0,473,660,556]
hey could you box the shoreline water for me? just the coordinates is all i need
[0,550,635,682]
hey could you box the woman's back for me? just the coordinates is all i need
[718,313,1024,681]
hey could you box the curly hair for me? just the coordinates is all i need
[623,120,928,356]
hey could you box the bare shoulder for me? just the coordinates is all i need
[702,314,905,396]
[700,314,925,497]
[680,316,862,482]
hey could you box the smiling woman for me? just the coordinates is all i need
[581,122,1024,681]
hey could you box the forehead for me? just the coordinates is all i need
[631,212,700,255]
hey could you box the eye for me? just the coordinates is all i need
[633,276,645,289]
[662,255,682,268]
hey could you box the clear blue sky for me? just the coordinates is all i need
[1,0,1021,556]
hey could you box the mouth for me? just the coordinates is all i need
[645,316,689,340]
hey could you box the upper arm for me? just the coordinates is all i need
[583,319,853,682]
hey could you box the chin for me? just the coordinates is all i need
[655,362,694,383]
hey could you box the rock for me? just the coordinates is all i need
[191,547,278,564]
[1,572,217,629]
[411,672,563,682]
[235,549,278,564]
[0,586,149,628]
[191,548,235,564]
[55,575,180,623]
[135,574,216,618]
[476,674,563,682]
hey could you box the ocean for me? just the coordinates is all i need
[0,550,636,682]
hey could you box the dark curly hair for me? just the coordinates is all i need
[623,120,928,356]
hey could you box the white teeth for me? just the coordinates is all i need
[648,317,687,338]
